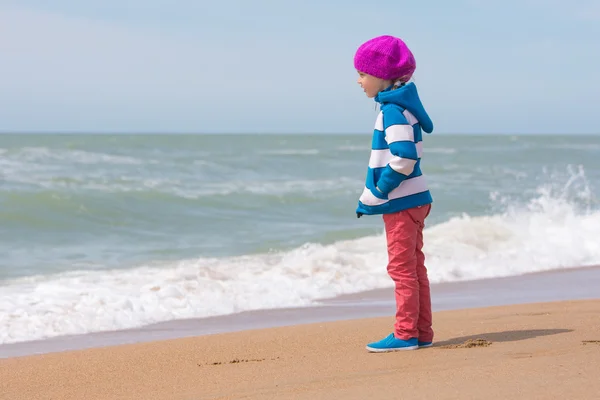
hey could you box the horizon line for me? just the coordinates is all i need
[1,131,599,136]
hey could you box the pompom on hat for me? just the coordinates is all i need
[354,35,416,81]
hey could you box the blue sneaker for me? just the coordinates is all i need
[418,341,433,348]
[366,334,418,353]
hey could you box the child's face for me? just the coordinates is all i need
[357,71,389,98]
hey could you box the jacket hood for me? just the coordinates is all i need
[375,83,433,133]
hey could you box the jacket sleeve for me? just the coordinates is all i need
[375,106,418,196]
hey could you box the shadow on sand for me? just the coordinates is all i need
[434,329,573,348]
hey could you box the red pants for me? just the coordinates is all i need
[383,204,433,342]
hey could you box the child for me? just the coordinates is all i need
[354,35,434,352]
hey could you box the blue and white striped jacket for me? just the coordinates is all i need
[356,83,434,217]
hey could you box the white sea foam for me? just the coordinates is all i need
[171,178,363,198]
[3,168,362,197]
[545,143,600,151]
[337,145,367,152]
[425,147,457,154]
[1,174,599,345]
[17,147,145,165]
[259,149,320,156]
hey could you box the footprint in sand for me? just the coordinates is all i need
[582,340,600,346]
[439,339,492,349]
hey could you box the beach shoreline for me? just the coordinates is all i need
[1,298,599,400]
[1,265,599,359]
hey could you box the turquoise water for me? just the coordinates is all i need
[1,133,599,344]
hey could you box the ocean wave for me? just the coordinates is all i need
[13,147,146,165]
[425,147,457,154]
[544,143,600,151]
[170,178,362,198]
[1,171,599,344]
[0,175,363,202]
[258,149,320,156]
[336,145,367,152]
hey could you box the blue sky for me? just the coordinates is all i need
[1,1,599,134]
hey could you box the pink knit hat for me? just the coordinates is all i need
[354,35,416,81]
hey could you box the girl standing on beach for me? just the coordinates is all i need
[354,35,435,352]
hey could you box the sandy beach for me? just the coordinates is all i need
[2,298,599,400]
